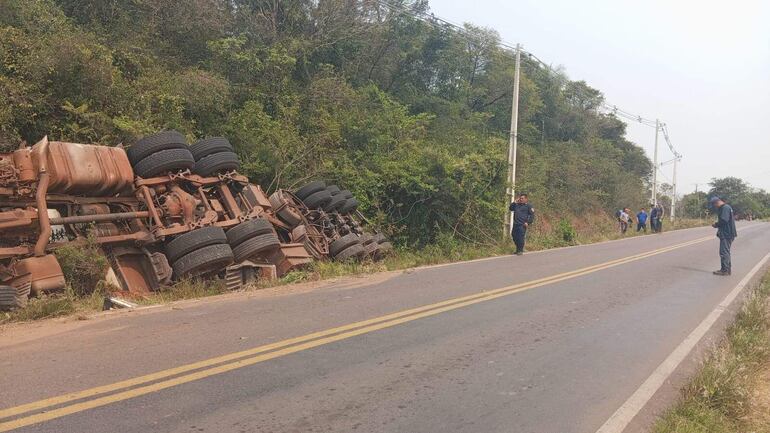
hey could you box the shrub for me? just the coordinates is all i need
[54,237,110,297]
[557,219,577,245]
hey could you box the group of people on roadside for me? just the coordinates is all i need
[510,194,738,279]
[616,203,665,235]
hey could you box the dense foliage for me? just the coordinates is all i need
[1,0,654,245]
[679,177,770,219]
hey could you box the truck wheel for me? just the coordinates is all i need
[330,233,360,257]
[364,241,381,256]
[0,285,27,310]
[165,226,228,263]
[193,151,240,177]
[323,194,347,212]
[335,243,366,261]
[232,232,281,263]
[172,244,234,278]
[226,219,274,248]
[128,130,188,165]
[338,198,359,214]
[358,233,374,245]
[303,190,332,209]
[269,191,304,228]
[189,137,233,161]
[295,181,326,200]
[133,148,195,178]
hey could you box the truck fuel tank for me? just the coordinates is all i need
[30,138,135,196]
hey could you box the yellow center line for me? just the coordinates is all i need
[0,236,712,432]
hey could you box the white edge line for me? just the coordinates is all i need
[594,251,770,433]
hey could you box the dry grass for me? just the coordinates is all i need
[653,275,770,433]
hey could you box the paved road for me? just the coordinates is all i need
[1,222,769,433]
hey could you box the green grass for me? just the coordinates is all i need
[653,275,770,433]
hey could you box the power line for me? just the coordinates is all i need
[373,0,682,160]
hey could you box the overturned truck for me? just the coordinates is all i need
[0,132,390,309]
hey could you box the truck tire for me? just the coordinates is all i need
[226,218,274,248]
[269,191,303,228]
[338,198,359,214]
[295,181,326,200]
[172,244,234,278]
[337,190,354,199]
[326,185,341,195]
[232,232,281,263]
[0,285,27,310]
[330,233,360,257]
[364,240,380,256]
[133,148,195,178]
[335,243,366,261]
[128,130,188,165]
[189,137,233,161]
[303,190,332,209]
[165,226,227,263]
[193,151,240,177]
[372,233,387,244]
[358,233,374,246]
[323,194,347,212]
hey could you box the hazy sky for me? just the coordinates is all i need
[429,0,770,194]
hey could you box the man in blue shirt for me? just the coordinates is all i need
[636,208,648,233]
[509,193,535,255]
[710,196,738,276]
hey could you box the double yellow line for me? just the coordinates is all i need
[0,236,712,432]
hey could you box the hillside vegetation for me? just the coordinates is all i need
[0,0,655,246]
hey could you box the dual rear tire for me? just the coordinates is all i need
[190,137,240,176]
[227,218,281,263]
[129,132,242,178]
[166,227,234,278]
[129,131,195,178]
[293,181,359,213]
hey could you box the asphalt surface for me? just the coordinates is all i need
[1,222,769,433]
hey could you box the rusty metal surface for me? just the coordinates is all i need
[49,211,151,225]
[11,255,65,294]
[31,140,134,196]
[0,208,37,230]
[33,173,50,256]
[0,246,32,260]
[1,136,361,300]
[268,243,314,277]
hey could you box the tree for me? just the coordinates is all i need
[0,0,658,245]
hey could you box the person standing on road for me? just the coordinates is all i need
[710,197,737,276]
[509,193,535,255]
[655,203,665,232]
[619,208,630,234]
[636,208,648,233]
[649,205,659,232]
[650,204,664,233]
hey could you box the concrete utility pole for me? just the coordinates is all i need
[504,43,522,238]
[671,157,678,222]
[651,119,659,205]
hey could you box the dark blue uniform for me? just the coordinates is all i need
[509,202,535,253]
[715,203,737,273]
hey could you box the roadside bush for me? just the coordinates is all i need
[557,219,577,245]
[53,237,110,297]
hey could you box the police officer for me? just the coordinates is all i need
[710,196,737,276]
[509,193,535,255]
